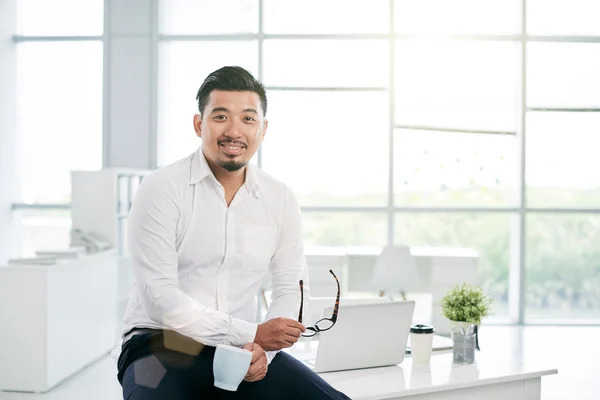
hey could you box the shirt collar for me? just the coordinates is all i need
[189,148,213,184]
[189,148,261,198]
[245,163,261,198]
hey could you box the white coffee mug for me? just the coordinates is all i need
[410,324,435,364]
[213,344,252,391]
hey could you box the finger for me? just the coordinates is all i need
[286,330,302,340]
[247,371,266,382]
[246,370,261,382]
[246,369,262,382]
[246,373,264,383]
[247,363,267,381]
[251,351,261,363]
[284,326,304,338]
[246,363,260,378]
[244,368,256,381]
[285,333,301,344]
[242,343,254,352]
[285,319,306,332]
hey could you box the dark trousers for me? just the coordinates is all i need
[117,330,350,400]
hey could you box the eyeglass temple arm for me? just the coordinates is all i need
[298,280,304,323]
[329,270,340,323]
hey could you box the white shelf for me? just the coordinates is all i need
[71,169,149,255]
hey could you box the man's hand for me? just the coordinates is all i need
[254,317,306,351]
[243,343,268,382]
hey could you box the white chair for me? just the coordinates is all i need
[370,244,422,299]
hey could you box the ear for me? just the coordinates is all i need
[193,114,202,138]
[260,119,268,142]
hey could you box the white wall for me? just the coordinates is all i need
[0,0,19,264]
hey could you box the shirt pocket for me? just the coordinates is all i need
[241,224,278,271]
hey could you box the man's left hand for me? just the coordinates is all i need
[243,342,268,382]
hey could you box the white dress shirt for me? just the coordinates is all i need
[122,148,310,363]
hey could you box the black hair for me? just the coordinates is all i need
[195,66,267,116]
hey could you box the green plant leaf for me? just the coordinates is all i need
[441,283,493,325]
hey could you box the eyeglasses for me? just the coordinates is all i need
[298,269,340,338]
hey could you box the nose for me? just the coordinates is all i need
[223,118,244,139]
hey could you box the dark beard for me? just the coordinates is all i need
[217,160,246,172]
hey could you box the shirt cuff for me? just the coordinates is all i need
[265,350,279,365]
[229,319,258,346]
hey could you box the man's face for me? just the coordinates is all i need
[194,90,267,172]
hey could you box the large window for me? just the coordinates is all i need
[156,0,600,323]
[526,214,600,320]
[394,129,518,207]
[14,0,103,255]
[17,0,104,36]
[395,40,519,131]
[17,42,103,204]
[263,91,389,207]
[526,113,600,208]
[395,212,512,316]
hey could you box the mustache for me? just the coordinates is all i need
[218,139,247,147]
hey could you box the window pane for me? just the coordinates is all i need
[526,113,600,208]
[17,210,72,258]
[264,0,389,34]
[263,40,388,87]
[528,0,600,35]
[159,0,258,34]
[528,43,600,108]
[395,40,519,131]
[157,41,258,165]
[262,91,389,206]
[395,213,511,317]
[17,42,103,203]
[303,212,387,247]
[526,214,600,321]
[17,0,104,36]
[395,0,520,35]
[395,130,518,207]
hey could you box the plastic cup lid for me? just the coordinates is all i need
[410,324,435,334]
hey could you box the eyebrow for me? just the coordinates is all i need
[210,107,258,115]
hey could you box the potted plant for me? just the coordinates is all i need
[441,283,493,364]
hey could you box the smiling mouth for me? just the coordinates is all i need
[219,141,246,156]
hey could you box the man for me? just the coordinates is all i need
[117,66,350,399]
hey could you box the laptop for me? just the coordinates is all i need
[299,301,415,373]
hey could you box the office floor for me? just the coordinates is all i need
[0,326,597,400]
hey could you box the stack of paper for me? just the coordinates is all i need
[36,246,87,259]
[7,256,59,266]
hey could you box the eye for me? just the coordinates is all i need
[244,116,256,122]
[213,115,226,121]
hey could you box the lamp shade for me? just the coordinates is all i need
[371,244,421,293]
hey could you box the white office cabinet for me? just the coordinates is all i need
[0,251,118,392]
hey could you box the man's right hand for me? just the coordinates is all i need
[254,318,306,351]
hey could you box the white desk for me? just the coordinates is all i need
[317,352,556,400]
[287,341,556,400]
